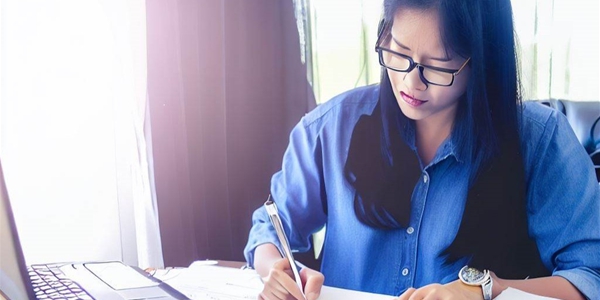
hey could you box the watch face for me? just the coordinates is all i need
[459,266,489,285]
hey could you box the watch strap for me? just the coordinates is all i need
[482,277,493,300]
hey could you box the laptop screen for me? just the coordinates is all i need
[0,160,36,300]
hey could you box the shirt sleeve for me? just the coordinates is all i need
[525,108,600,299]
[244,115,328,268]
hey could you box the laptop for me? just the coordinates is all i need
[0,160,188,300]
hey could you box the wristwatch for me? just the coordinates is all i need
[458,265,493,300]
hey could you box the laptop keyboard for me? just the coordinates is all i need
[28,264,94,300]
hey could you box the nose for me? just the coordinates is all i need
[403,67,427,91]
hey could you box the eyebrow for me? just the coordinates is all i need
[391,35,452,62]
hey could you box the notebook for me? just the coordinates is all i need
[0,160,187,300]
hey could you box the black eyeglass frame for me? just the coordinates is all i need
[375,46,471,87]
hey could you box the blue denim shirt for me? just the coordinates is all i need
[244,85,600,298]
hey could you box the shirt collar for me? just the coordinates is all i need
[403,123,465,167]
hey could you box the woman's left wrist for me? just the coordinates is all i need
[490,272,508,298]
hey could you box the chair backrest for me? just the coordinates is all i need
[537,99,600,181]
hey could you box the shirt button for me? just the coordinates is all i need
[423,174,428,183]
[406,227,414,234]
[402,268,409,276]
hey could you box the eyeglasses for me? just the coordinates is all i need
[375,46,470,87]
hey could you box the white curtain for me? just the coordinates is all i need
[305,0,599,104]
[0,0,163,268]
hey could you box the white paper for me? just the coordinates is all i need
[319,286,395,300]
[495,287,561,300]
[159,263,395,300]
[161,265,262,300]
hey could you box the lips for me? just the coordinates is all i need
[400,91,427,107]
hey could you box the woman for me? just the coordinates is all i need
[244,0,600,299]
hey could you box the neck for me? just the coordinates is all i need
[415,113,455,166]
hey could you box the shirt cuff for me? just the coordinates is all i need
[553,267,600,300]
[243,209,283,268]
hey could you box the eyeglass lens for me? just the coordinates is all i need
[380,50,453,85]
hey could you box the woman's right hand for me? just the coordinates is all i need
[258,257,324,300]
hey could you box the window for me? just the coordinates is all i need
[303,0,599,103]
[0,0,162,268]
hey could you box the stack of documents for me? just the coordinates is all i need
[154,261,262,299]
[154,261,559,300]
[154,261,393,300]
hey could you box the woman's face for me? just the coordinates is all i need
[386,8,470,127]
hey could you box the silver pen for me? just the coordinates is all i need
[264,195,306,299]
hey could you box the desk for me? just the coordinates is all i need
[214,260,245,269]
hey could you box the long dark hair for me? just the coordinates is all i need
[345,0,548,278]
[348,0,523,230]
